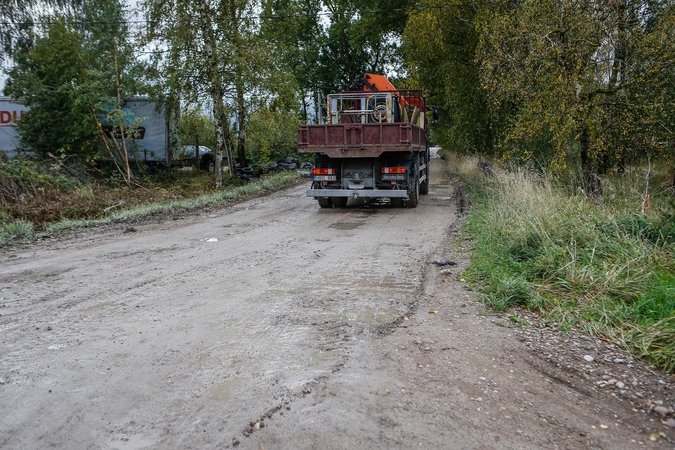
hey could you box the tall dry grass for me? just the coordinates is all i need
[452,153,675,372]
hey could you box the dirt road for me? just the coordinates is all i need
[1,158,673,449]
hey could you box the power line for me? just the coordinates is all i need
[0,3,487,27]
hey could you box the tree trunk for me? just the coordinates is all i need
[608,1,627,90]
[236,74,248,168]
[601,0,627,175]
[232,12,248,170]
[167,95,181,167]
[580,127,602,199]
[200,7,235,184]
[213,94,232,185]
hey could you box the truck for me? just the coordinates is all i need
[297,73,431,208]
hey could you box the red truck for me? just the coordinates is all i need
[298,73,431,208]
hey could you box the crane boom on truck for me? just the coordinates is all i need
[298,73,430,208]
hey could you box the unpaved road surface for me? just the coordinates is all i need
[1,158,674,449]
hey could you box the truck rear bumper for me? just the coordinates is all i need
[307,189,408,198]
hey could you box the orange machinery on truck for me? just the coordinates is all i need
[297,73,431,208]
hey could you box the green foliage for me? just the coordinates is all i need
[404,0,492,155]
[404,1,675,183]
[475,0,675,174]
[260,0,322,122]
[4,21,100,159]
[0,159,80,205]
[263,0,413,123]
[0,0,83,64]
[4,0,144,162]
[317,4,401,92]
[41,170,300,234]
[145,0,299,181]
[246,108,299,164]
[455,154,675,371]
[0,220,35,245]
[179,109,217,150]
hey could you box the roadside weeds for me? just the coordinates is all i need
[0,171,300,247]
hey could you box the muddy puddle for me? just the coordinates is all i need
[209,377,255,401]
[303,350,338,366]
[307,307,401,325]
[328,221,366,230]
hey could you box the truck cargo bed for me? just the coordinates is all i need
[298,122,426,158]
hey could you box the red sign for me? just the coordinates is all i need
[0,110,26,126]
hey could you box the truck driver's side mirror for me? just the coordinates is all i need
[431,106,439,127]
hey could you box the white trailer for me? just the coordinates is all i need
[0,97,28,160]
[0,97,173,165]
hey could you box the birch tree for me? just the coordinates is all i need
[477,0,675,196]
[145,0,240,185]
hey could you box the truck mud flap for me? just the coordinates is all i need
[307,189,407,198]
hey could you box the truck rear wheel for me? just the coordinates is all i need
[317,197,333,208]
[333,197,348,208]
[406,178,419,208]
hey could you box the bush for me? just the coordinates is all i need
[0,159,80,207]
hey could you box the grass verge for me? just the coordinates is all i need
[1,170,300,246]
[451,153,675,372]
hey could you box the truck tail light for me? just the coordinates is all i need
[313,168,336,175]
[382,167,405,174]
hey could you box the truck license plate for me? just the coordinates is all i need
[314,175,336,181]
[382,174,405,181]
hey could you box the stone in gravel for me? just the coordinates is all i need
[584,355,594,362]
[666,419,675,428]
[432,258,456,266]
[614,359,626,363]
[654,406,670,416]
[616,382,625,389]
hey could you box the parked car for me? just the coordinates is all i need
[179,146,223,172]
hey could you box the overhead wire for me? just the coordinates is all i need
[0,2,489,27]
